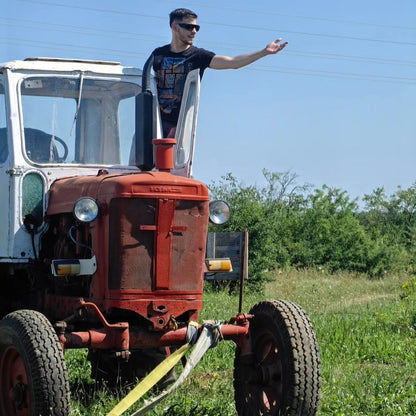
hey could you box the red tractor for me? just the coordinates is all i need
[0,57,321,415]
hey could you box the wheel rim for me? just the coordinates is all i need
[236,330,284,415]
[0,346,30,416]
[250,331,283,413]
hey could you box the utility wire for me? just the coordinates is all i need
[0,18,165,44]
[156,0,416,32]
[17,0,166,20]
[283,51,416,67]
[202,21,416,47]
[200,39,416,67]
[249,64,416,85]
[1,38,415,85]
[0,38,147,58]
[16,0,416,46]
[2,17,416,68]
[4,2,416,84]
[0,16,166,42]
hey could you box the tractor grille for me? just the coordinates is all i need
[108,197,209,292]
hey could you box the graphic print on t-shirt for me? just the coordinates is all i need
[157,57,193,119]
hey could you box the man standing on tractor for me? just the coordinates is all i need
[150,8,289,138]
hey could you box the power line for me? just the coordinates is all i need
[249,64,416,85]
[201,39,416,67]
[0,17,166,44]
[0,37,147,59]
[2,37,415,85]
[19,0,416,32]
[3,3,415,84]
[2,17,416,69]
[156,0,416,32]
[204,21,416,47]
[17,0,416,46]
[0,17,165,41]
[17,0,165,21]
[284,50,416,67]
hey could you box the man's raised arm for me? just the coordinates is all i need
[209,39,288,70]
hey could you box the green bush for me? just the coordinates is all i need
[208,171,416,284]
[208,171,309,289]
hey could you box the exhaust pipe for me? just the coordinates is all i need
[135,55,155,171]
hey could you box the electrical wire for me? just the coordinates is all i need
[201,21,416,47]
[156,0,416,32]
[3,1,415,84]
[16,0,166,21]
[0,37,147,58]
[16,0,416,46]
[2,18,416,69]
[246,65,416,85]
[0,16,166,43]
[1,36,414,85]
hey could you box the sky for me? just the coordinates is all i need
[1,0,416,203]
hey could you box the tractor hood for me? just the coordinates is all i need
[46,171,210,216]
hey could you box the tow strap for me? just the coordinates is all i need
[106,321,222,416]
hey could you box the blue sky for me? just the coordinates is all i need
[1,0,415,202]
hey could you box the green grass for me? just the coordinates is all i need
[267,270,416,416]
[67,270,416,415]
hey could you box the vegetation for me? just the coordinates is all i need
[209,171,416,284]
[66,171,416,414]
[67,270,416,415]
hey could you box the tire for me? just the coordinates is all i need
[234,300,321,416]
[0,310,70,416]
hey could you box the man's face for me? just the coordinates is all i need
[174,17,198,46]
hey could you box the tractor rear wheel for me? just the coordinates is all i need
[0,310,70,416]
[234,300,321,416]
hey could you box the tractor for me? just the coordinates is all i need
[0,57,321,415]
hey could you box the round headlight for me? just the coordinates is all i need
[209,200,231,225]
[73,197,99,223]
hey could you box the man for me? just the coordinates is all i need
[151,8,288,137]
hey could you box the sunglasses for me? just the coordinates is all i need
[177,22,200,32]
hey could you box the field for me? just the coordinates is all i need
[68,270,416,415]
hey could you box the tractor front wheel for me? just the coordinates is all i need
[0,310,70,416]
[234,300,321,416]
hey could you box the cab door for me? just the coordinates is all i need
[171,69,200,178]
[0,78,10,257]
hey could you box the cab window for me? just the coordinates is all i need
[20,76,140,166]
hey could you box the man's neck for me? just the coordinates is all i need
[170,39,191,53]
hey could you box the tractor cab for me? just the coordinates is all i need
[0,58,200,262]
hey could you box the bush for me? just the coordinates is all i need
[208,171,416,285]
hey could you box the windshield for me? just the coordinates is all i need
[20,75,140,166]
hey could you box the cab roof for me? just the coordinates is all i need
[0,57,142,76]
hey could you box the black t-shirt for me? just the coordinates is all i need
[152,44,215,123]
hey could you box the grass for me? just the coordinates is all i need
[67,270,416,415]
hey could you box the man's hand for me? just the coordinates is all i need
[265,38,289,55]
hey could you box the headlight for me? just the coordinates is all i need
[209,200,231,225]
[73,197,99,223]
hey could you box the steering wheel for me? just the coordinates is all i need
[53,136,69,162]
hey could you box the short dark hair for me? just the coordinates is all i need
[169,8,198,26]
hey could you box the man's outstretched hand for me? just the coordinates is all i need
[265,38,289,55]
